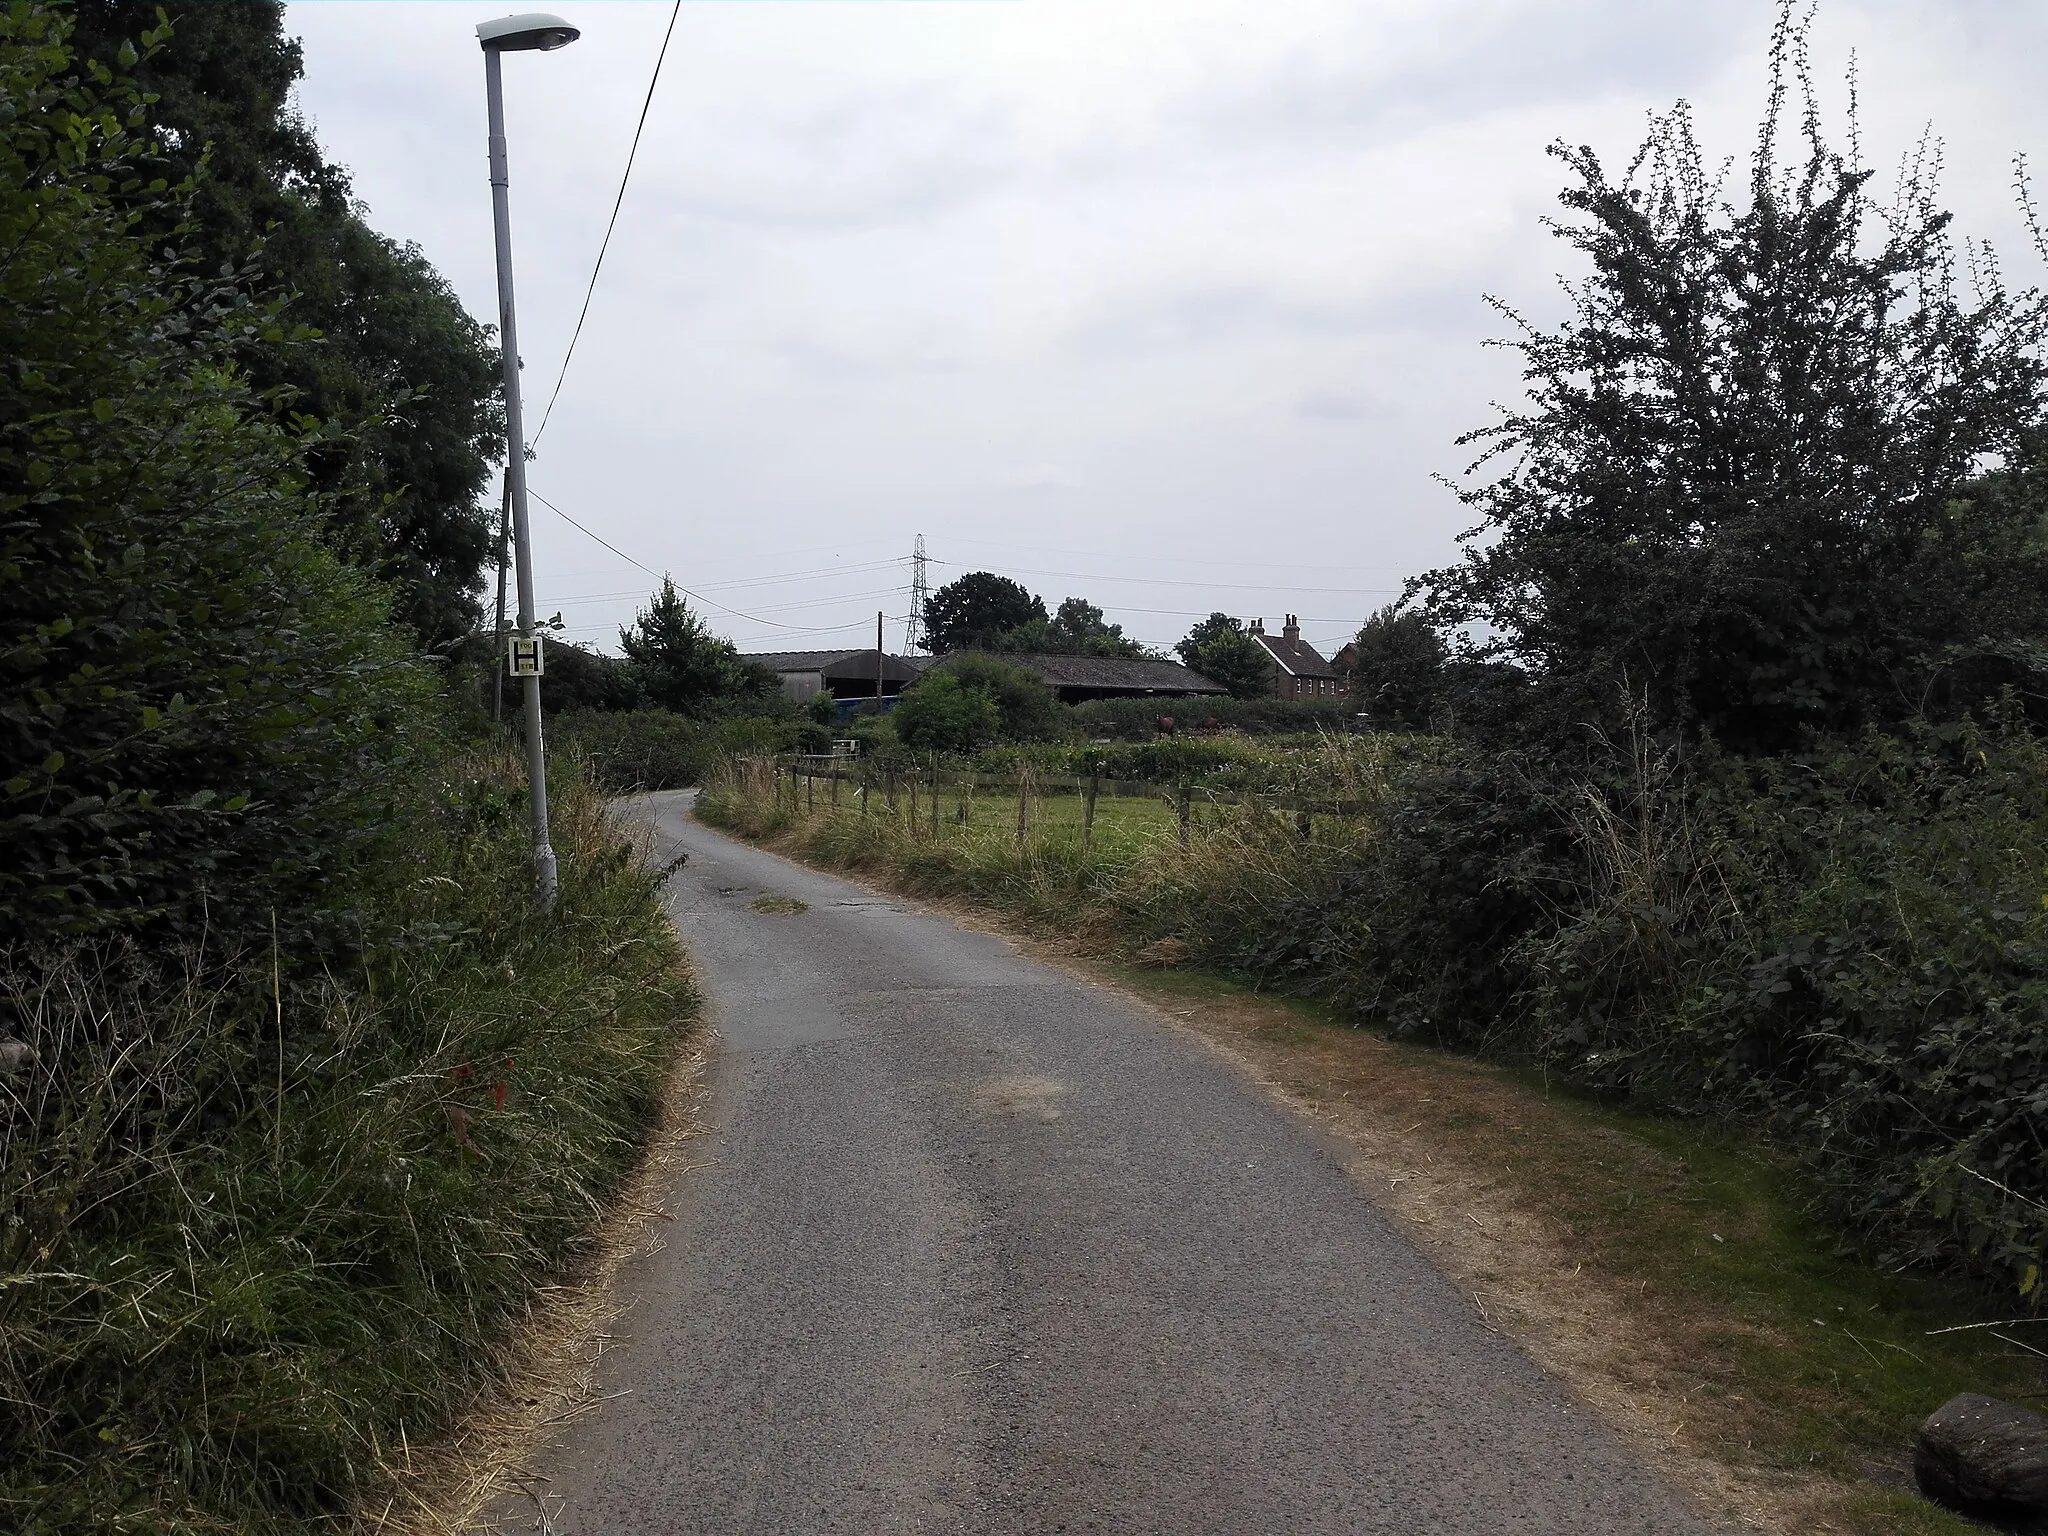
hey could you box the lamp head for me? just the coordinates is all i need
[478,12,580,52]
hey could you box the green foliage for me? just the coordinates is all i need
[1346,605,1447,726]
[541,640,644,714]
[919,571,1045,653]
[1422,10,2048,751]
[1072,694,1362,738]
[893,672,1001,754]
[1174,614,1274,699]
[65,2,505,649]
[618,579,777,716]
[0,8,431,952]
[0,753,691,1533]
[553,708,702,790]
[924,652,1067,742]
[991,595,1150,658]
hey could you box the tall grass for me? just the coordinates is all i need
[1,752,694,1534]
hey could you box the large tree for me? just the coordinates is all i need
[619,581,776,715]
[1421,7,2048,751]
[1174,614,1273,700]
[1347,606,1448,726]
[920,572,1045,653]
[66,2,504,649]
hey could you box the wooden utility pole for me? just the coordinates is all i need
[876,610,884,707]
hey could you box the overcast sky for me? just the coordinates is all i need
[282,0,2046,659]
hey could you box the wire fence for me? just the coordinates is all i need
[734,754,1370,850]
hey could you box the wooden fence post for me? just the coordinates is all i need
[1297,804,1312,840]
[806,766,813,814]
[909,769,919,830]
[930,758,941,837]
[1016,767,1029,847]
[887,767,898,816]
[1178,783,1191,848]
[1084,762,1100,852]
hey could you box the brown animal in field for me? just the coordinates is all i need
[1156,715,1176,736]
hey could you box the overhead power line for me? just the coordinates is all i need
[530,0,683,448]
[527,486,837,633]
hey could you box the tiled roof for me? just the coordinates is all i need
[993,654,1226,693]
[743,650,931,677]
[1251,632,1337,679]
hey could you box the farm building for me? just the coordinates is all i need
[1247,617,1342,700]
[992,654,1225,706]
[744,649,929,703]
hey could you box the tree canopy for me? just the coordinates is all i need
[1174,614,1273,700]
[1346,606,1448,727]
[618,580,776,716]
[920,572,1046,653]
[66,1,504,650]
[1421,10,2048,750]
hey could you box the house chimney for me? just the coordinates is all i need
[1283,614,1299,643]
[1249,617,1264,636]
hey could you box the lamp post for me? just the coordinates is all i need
[479,11,579,910]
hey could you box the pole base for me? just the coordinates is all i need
[535,842,558,912]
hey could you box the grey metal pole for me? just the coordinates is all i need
[484,47,558,910]
[491,469,509,722]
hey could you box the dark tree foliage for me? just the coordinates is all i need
[991,595,1150,658]
[920,571,1046,653]
[539,642,643,714]
[618,580,777,716]
[1175,613,1274,700]
[66,1,504,649]
[1347,605,1448,727]
[1422,10,2048,751]
[1,9,428,948]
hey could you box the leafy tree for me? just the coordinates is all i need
[540,642,642,714]
[1421,7,2048,751]
[66,1,504,649]
[1,8,428,948]
[1175,614,1273,700]
[921,571,1046,653]
[924,654,1065,740]
[892,674,1002,754]
[618,580,775,715]
[1347,606,1448,726]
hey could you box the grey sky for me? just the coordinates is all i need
[282,0,2047,659]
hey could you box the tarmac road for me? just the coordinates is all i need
[493,790,1708,1535]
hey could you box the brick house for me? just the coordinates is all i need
[1248,616,1342,700]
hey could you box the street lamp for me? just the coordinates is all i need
[479,11,579,910]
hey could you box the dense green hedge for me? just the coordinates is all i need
[1118,720,2048,1297]
[1071,694,1363,738]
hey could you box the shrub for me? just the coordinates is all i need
[0,9,431,955]
[894,673,1000,754]
[554,708,705,791]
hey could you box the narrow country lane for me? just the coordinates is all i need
[490,791,1709,1535]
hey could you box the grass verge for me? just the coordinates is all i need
[698,774,2047,1536]
[2,751,699,1535]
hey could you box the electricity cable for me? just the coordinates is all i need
[530,0,683,448]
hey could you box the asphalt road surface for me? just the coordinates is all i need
[494,791,1708,1535]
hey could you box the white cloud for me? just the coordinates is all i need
[283,0,2047,654]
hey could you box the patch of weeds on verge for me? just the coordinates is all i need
[749,895,809,915]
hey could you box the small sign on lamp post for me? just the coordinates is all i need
[508,633,544,677]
